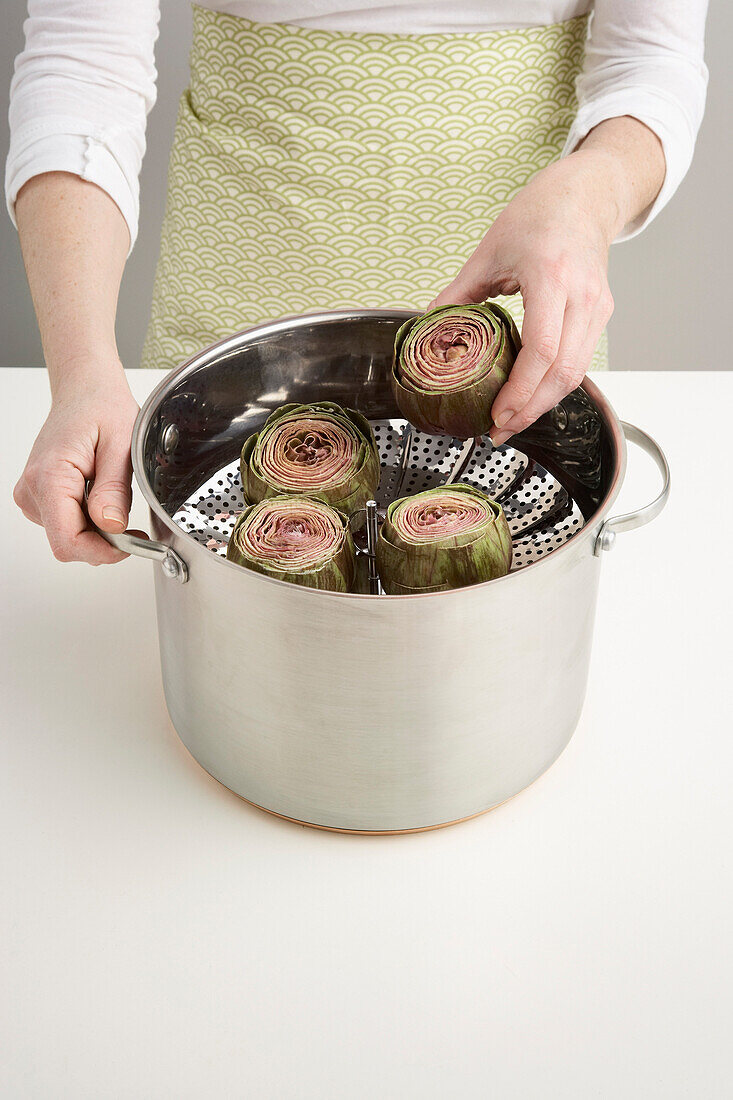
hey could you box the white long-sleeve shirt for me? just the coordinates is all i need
[6,1,708,249]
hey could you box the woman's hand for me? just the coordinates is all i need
[13,358,139,564]
[430,118,665,444]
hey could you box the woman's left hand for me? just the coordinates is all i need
[430,148,622,445]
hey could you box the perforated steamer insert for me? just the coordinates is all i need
[172,422,585,575]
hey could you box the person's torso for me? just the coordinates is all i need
[142,4,605,371]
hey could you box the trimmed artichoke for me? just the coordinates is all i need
[391,302,520,438]
[376,484,512,595]
[226,495,356,591]
[240,401,380,517]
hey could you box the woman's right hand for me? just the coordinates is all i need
[13,359,140,565]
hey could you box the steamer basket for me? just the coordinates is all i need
[96,311,670,832]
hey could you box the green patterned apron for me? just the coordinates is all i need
[142,5,608,372]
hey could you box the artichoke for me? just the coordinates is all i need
[226,495,356,591]
[391,302,520,438]
[240,401,380,517]
[376,484,512,595]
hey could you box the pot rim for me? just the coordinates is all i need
[132,309,627,599]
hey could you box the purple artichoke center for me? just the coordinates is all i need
[284,430,332,465]
[273,518,309,543]
[430,334,469,364]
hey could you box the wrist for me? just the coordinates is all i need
[48,347,128,401]
[571,116,666,243]
[566,145,633,245]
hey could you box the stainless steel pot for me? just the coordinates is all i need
[100,311,669,833]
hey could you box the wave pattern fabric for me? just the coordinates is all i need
[141,6,608,372]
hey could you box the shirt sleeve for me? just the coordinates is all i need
[5,0,160,253]
[561,0,709,241]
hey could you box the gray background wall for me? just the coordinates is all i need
[1,1,729,371]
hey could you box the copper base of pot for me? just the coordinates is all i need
[234,791,518,835]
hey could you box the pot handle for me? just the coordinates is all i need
[594,421,670,555]
[84,481,188,583]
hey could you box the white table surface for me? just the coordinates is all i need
[1,368,732,1100]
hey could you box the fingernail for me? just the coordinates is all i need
[494,409,514,429]
[101,506,126,529]
[491,430,512,447]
